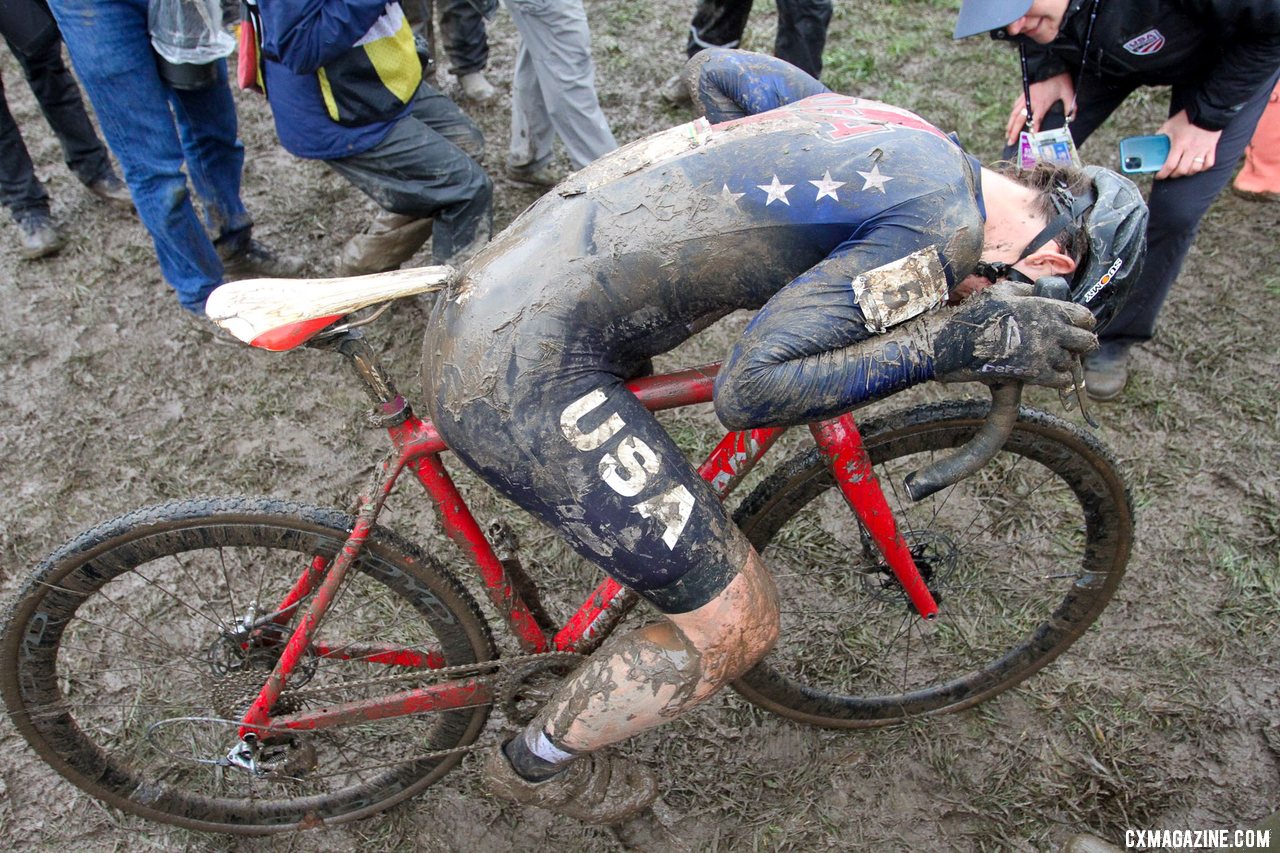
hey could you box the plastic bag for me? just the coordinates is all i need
[148,0,235,66]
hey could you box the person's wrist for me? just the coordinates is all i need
[1184,104,1226,132]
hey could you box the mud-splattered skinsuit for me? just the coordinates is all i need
[424,54,988,613]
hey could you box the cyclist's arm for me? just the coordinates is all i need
[714,219,973,430]
[686,48,830,123]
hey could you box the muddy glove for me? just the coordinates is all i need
[927,283,1098,389]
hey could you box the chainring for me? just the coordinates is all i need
[495,652,585,726]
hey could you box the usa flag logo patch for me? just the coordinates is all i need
[1123,29,1166,55]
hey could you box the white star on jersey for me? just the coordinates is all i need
[857,164,894,193]
[719,184,745,204]
[757,175,794,206]
[810,171,846,201]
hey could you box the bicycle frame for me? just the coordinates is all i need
[237,362,939,741]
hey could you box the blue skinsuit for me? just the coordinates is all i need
[424,51,988,613]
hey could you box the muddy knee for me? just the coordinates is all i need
[684,550,780,682]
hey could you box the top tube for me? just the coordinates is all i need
[387,362,724,462]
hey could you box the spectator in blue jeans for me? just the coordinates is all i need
[1,0,131,259]
[45,0,301,314]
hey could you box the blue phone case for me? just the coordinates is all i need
[1119,135,1171,174]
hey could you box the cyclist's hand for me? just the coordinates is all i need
[931,284,1098,388]
[1155,110,1222,180]
[1005,73,1076,146]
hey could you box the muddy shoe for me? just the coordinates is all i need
[86,172,134,210]
[459,71,497,103]
[659,72,691,105]
[482,742,657,824]
[1083,340,1131,402]
[219,238,305,280]
[505,163,560,188]
[16,211,65,260]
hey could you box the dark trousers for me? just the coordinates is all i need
[402,0,492,76]
[1009,67,1280,345]
[0,30,111,217]
[327,85,492,264]
[685,0,832,78]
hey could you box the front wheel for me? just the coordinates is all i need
[0,497,496,834]
[731,400,1132,728]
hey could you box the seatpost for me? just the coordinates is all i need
[328,329,410,427]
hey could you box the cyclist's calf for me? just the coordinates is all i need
[541,550,779,752]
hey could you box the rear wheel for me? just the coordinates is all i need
[0,497,495,833]
[731,401,1132,727]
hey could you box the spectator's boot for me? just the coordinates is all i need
[660,72,691,105]
[1083,340,1131,402]
[86,172,134,210]
[481,741,657,824]
[336,211,434,276]
[505,162,560,188]
[459,71,497,103]
[16,211,65,260]
[219,238,305,280]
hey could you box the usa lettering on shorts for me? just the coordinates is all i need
[559,389,695,550]
[1124,828,1272,849]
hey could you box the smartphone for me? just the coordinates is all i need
[1119,134,1171,174]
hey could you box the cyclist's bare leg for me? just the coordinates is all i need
[532,547,779,752]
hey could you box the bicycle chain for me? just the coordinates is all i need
[200,651,587,770]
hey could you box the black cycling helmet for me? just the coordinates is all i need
[1008,166,1148,330]
[1070,166,1148,330]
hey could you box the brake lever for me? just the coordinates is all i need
[1030,276,1099,429]
[1059,355,1099,428]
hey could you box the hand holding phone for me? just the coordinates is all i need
[1119,135,1171,174]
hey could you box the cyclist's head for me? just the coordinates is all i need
[953,0,1071,42]
[1000,162,1149,330]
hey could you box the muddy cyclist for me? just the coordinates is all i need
[423,48,1148,823]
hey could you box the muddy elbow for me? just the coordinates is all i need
[713,366,763,431]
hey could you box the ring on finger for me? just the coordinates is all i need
[1192,156,1205,163]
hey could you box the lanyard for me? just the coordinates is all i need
[1018,0,1103,132]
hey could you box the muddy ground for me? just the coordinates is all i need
[1,2,1277,850]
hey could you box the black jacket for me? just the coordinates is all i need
[1004,0,1280,130]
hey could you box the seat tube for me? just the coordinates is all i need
[810,414,940,620]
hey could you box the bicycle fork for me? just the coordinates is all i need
[810,415,940,620]
[690,405,940,620]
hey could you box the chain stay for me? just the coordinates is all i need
[153,651,587,772]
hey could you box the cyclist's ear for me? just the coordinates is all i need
[1013,241,1077,281]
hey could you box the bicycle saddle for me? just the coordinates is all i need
[204,265,457,351]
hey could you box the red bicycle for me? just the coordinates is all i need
[0,269,1133,834]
